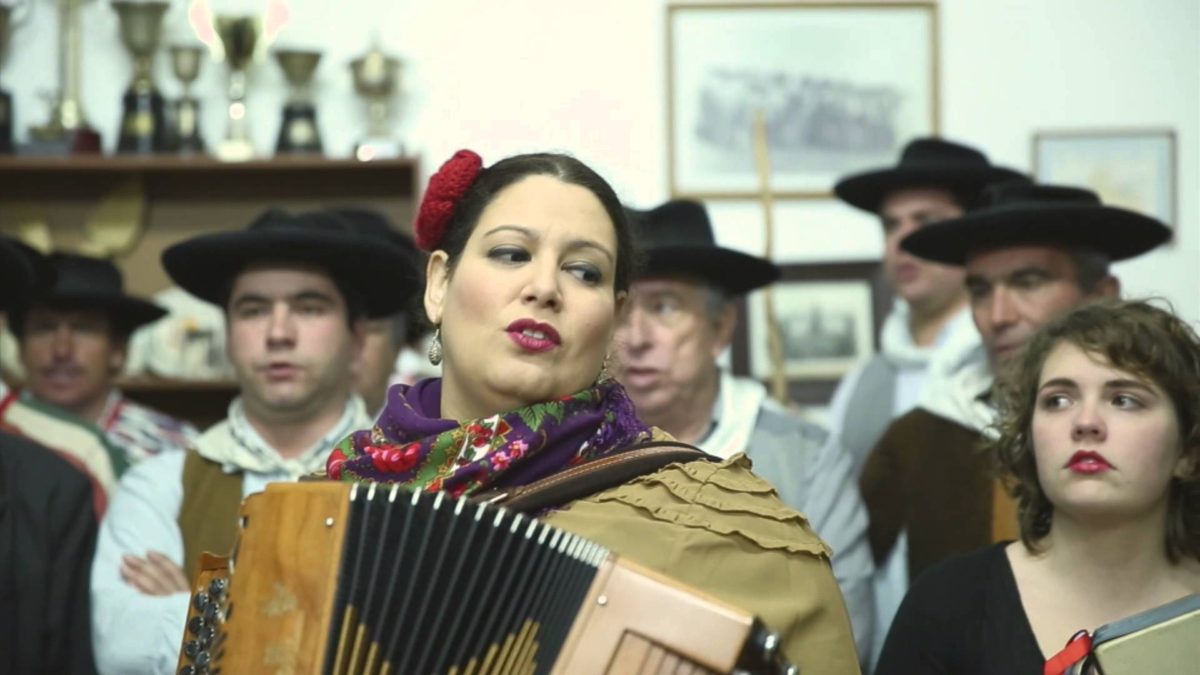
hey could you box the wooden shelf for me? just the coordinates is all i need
[0,155,423,429]
[117,377,239,393]
[0,154,418,175]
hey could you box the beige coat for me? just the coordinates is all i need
[544,453,862,675]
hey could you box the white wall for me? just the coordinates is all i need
[3,0,1196,323]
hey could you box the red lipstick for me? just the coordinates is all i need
[1065,450,1114,475]
[506,318,561,353]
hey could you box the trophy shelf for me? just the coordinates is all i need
[117,377,239,430]
[0,155,422,429]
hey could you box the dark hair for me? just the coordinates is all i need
[434,153,635,294]
[989,299,1200,562]
[1066,248,1113,294]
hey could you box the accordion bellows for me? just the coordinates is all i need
[177,481,794,675]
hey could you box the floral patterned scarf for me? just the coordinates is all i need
[326,377,655,497]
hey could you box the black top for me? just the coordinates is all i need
[876,542,1044,675]
[0,431,98,674]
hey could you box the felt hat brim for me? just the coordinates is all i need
[835,164,1029,213]
[163,228,421,318]
[901,203,1172,265]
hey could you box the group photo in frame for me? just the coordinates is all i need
[667,1,939,198]
[1033,128,1177,235]
[731,261,892,405]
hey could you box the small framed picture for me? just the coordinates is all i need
[667,1,939,198]
[731,261,891,405]
[1033,129,1176,232]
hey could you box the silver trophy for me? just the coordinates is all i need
[168,44,206,153]
[212,15,260,161]
[273,48,322,154]
[350,44,403,160]
[113,0,170,154]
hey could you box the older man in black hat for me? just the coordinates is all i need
[0,253,196,500]
[90,208,422,674]
[0,237,99,673]
[860,183,1171,641]
[614,198,876,663]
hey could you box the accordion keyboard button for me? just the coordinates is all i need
[187,616,205,636]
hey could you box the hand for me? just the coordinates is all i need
[120,551,191,596]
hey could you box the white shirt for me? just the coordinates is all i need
[90,396,370,674]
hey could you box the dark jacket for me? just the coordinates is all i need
[0,431,99,674]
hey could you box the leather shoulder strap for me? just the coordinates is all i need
[474,441,712,514]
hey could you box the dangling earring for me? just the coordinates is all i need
[596,353,613,384]
[428,327,443,366]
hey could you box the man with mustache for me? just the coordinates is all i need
[0,253,194,509]
[90,208,421,674]
[614,199,875,664]
[0,237,99,674]
[860,183,1171,643]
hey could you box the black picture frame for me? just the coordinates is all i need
[731,260,891,405]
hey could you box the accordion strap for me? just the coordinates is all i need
[474,441,712,514]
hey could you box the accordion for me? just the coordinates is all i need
[177,480,797,675]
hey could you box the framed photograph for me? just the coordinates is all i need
[667,1,939,198]
[1033,129,1176,231]
[731,261,891,405]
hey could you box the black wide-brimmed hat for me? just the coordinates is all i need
[900,182,1173,265]
[162,207,421,318]
[834,137,1028,213]
[0,237,55,313]
[627,199,779,295]
[17,253,166,331]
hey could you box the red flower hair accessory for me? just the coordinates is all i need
[414,149,484,251]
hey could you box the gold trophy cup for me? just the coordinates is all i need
[113,0,170,154]
[350,44,403,161]
[27,0,101,154]
[273,48,322,154]
[167,44,206,153]
[213,15,260,161]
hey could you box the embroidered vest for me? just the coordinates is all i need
[178,452,244,580]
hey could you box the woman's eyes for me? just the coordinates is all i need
[566,264,603,284]
[488,247,532,264]
[1039,393,1071,410]
[1111,393,1144,409]
[1038,392,1146,411]
[488,247,604,284]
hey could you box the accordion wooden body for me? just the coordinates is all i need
[177,481,796,675]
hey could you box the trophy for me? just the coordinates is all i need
[27,0,101,154]
[0,3,13,153]
[350,44,403,160]
[213,15,260,161]
[273,48,322,154]
[167,44,205,153]
[113,1,169,154]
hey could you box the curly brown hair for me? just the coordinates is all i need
[988,299,1200,562]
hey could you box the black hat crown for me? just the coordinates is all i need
[897,137,992,169]
[979,182,1101,209]
[633,200,718,249]
[834,136,1028,212]
[627,199,779,295]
